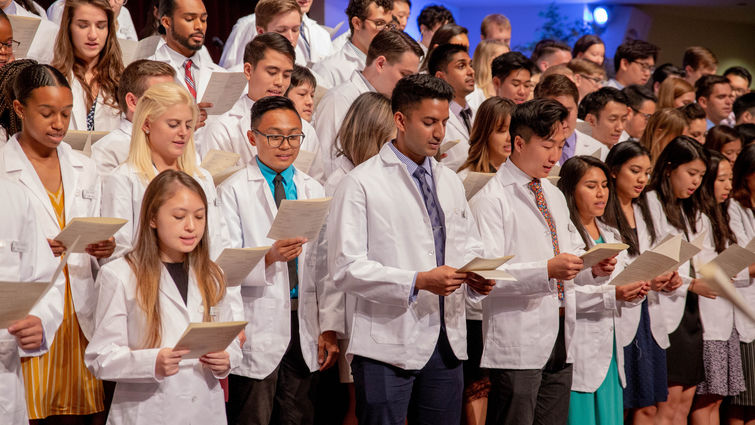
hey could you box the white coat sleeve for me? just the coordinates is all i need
[101,171,136,261]
[213,290,243,378]
[313,222,346,336]
[312,92,342,178]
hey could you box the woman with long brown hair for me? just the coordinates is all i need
[639,108,687,164]
[458,96,516,178]
[52,0,123,131]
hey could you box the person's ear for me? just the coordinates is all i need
[619,58,630,72]
[12,99,24,120]
[243,62,254,81]
[394,111,407,133]
[492,76,501,92]
[142,119,151,135]
[513,134,526,153]
[586,112,598,127]
[351,16,362,32]
[150,216,157,229]
[160,15,172,33]
[125,92,139,115]
[697,96,708,109]
[433,69,445,80]
[375,56,387,72]
[247,129,257,147]
[256,26,265,36]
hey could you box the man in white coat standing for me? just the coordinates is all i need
[313,28,422,178]
[327,74,495,424]
[469,98,616,425]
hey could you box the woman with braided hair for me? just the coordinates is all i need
[0,58,37,145]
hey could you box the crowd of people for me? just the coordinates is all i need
[1,0,755,424]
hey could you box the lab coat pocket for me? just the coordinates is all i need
[0,241,20,276]
[444,208,467,259]
[0,337,17,415]
[246,297,277,352]
[370,303,409,345]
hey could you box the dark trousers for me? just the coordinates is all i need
[350,330,463,425]
[227,312,317,425]
[486,315,573,425]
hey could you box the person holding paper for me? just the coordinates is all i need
[0,177,65,425]
[314,28,423,178]
[0,63,115,423]
[468,98,615,425]
[2,0,60,64]
[200,33,319,170]
[646,136,717,423]
[556,155,649,425]
[51,0,123,132]
[217,96,342,425]
[86,170,241,425]
[328,74,495,424]
[690,151,746,423]
[101,82,229,262]
[601,141,676,424]
[0,10,14,68]
[727,144,755,422]
[47,0,138,41]
[91,59,176,176]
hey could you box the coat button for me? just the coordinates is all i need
[429,250,434,256]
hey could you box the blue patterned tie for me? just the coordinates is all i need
[413,167,446,326]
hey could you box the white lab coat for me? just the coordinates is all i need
[441,104,475,172]
[100,163,229,261]
[311,41,366,90]
[216,160,343,378]
[468,159,606,369]
[574,129,609,160]
[199,94,322,178]
[327,143,486,370]
[47,0,138,40]
[149,37,227,101]
[85,258,241,425]
[728,200,755,343]
[7,1,59,64]
[466,86,487,110]
[614,202,671,350]
[312,70,372,178]
[331,30,350,51]
[0,177,65,425]
[0,135,101,340]
[90,118,132,176]
[67,78,121,132]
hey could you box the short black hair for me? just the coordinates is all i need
[250,96,300,129]
[652,63,685,87]
[734,92,755,121]
[613,39,659,73]
[243,32,296,68]
[395,0,410,6]
[158,0,176,18]
[427,43,468,76]
[572,34,603,58]
[531,39,571,64]
[510,98,568,143]
[735,123,755,146]
[680,102,706,122]
[622,84,657,110]
[725,66,753,87]
[285,65,316,96]
[491,51,536,81]
[578,87,629,120]
[366,28,423,66]
[345,0,394,33]
[695,74,730,100]
[391,74,453,114]
[417,4,454,30]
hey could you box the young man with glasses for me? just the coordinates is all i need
[621,84,657,142]
[567,58,606,103]
[312,0,393,89]
[605,39,659,90]
[218,95,343,425]
[0,11,17,68]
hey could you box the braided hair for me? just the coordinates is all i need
[0,59,38,136]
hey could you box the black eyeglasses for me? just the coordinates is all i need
[630,107,652,120]
[0,39,20,51]
[253,129,305,148]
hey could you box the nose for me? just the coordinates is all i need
[273,72,283,87]
[87,25,98,39]
[596,185,606,198]
[185,215,196,232]
[305,95,313,107]
[433,122,445,141]
[51,113,64,130]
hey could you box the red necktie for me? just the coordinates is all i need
[183,59,197,99]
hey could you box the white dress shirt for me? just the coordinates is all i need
[90,118,133,176]
[311,41,366,89]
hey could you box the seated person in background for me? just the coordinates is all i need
[640,108,687,161]
[480,13,511,46]
[567,58,606,103]
[734,92,755,125]
[578,87,629,155]
[705,125,742,163]
[657,77,695,109]
[695,74,733,129]
[724,66,752,100]
[531,39,572,73]
[622,85,657,142]
[285,65,317,122]
[571,34,604,66]
[416,4,455,53]
[605,39,659,90]
[650,63,685,95]
[683,46,718,86]
[680,102,708,144]
[48,0,137,40]
[469,39,509,105]
[391,0,410,30]
[491,51,536,104]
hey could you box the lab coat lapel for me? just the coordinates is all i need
[378,144,430,218]
[58,147,82,227]
[247,160,277,221]
[70,79,88,131]
[158,264,191,322]
[446,111,469,140]
[3,138,59,226]
[186,269,205,322]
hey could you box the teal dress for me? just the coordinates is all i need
[567,236,624,425]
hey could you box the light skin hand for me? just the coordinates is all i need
[547,253,584,281]
[416,265,466,296]
[615,281,650,301]
[689,278,718,299]
[592,255,618,277]
[199,350,231,374]
[155,348,190,378]
[264,237,307,267]
[195,102,213,130]
[466,273,496,295]
[8,315,44,350]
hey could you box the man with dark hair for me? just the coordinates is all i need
[605,39,659,89]
[681,102,708,144]
[314,29,423,178]
[579,87,630,152]
[695,74,733,129]
[683,46,718,86]
[429,43,476,171]
[535,74,605,164]
[491,51,537,104]
[531,39,572,73]
[650,63,685,95]
[91,60,176,176]
[469,98,615,425]
[725,66,752,99]
[622,84,657,142]
[203,33,320,171]
[327,73,493,424]
[313,0,394,88]
[392,0,411,30]
[285,65,317,122]
[481,13,511,46]
[734,92,755,125]
[218,95,342,425]
[417,4,455,52]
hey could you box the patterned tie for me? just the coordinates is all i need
[273,174,299,294]
[528,178,565,301]
[183,59,197,99]
[460,108,472,134]
[413,167,446,327]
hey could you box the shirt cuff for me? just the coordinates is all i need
[409,272,419,304]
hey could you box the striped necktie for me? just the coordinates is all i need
[183,59,197,99]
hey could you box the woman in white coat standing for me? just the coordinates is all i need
[0,63,115,423]
[86,170,242,425]
[727,144,755,424]
[0,177,65,425]
[557,155,649,425]
[51,0,122,132]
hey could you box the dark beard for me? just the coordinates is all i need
[174,31,204,52]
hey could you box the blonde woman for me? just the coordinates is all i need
[101,82,229,261]
[657,77,695,109]
[469,40,509,108]
[639,108,688,163]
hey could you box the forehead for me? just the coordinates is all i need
[504,69,531,82]
[406,98,449,118]
[73,3,107,20]
[601,100,628,114]
[269,10,302,24]
[258,48,295,67]
[29,86,74,104]
[450,51,471,63]
[174,0,207,15]
[257,108,301,129]
[712,83,732,94]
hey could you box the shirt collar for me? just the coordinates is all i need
[3,2,17,14]
[161,37,202,68]
[450,100,470,120]
[347,41,367,63]
[564,131,577,147]
[388,141,432,177]
[255,156,295,184]
[505,158,538,187]
[356,71,376,92]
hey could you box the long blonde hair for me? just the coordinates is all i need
[657,77,694,109]
[640,108,687,163]
[126,170,226,348]
[127,82,200,183]
[472,40,509,98]
[335,92,394,167]
[52,0,123,111]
